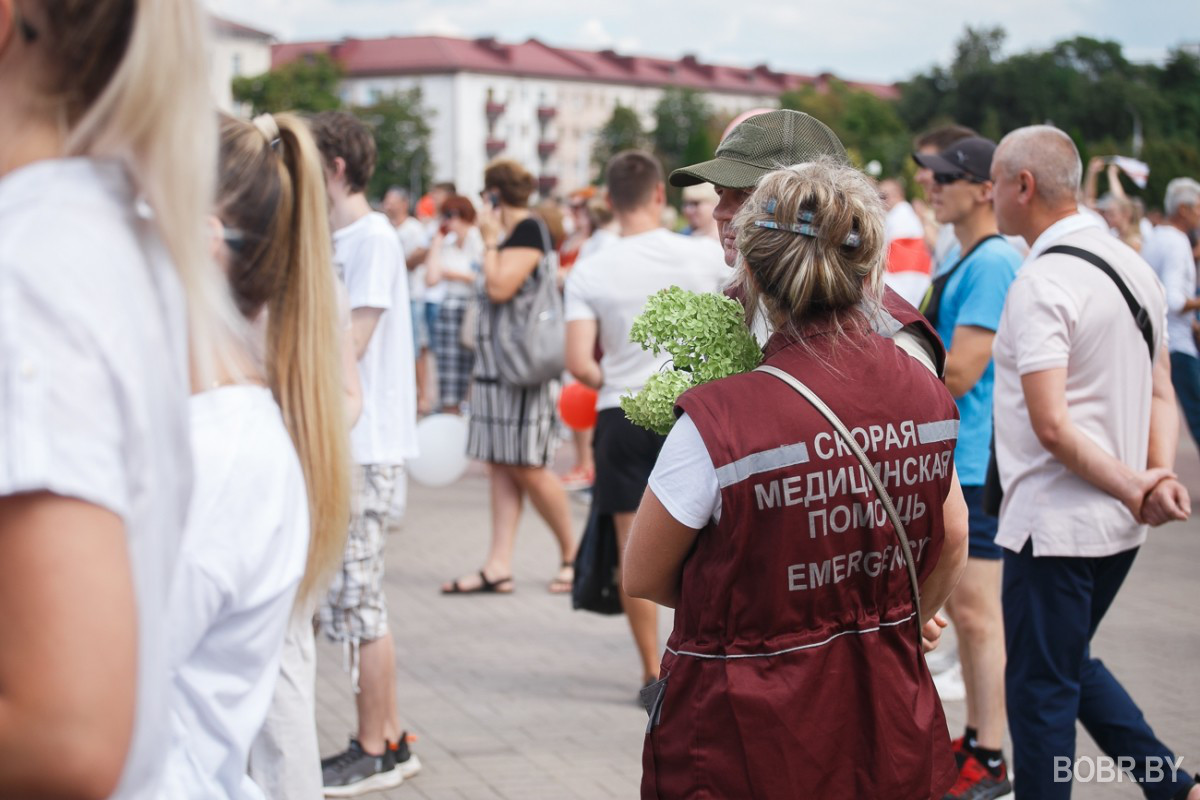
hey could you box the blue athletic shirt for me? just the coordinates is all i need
[934,236,1022,485]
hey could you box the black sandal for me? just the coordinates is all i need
[441,570,514,595]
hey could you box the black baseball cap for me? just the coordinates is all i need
[912,136,996,182]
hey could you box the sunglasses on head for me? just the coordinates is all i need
[933,171,987,186]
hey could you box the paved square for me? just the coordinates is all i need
[317,442,1200,798]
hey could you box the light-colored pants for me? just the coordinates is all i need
[248,605,322,799]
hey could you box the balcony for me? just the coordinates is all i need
[537,175,558,195]
[485,138,506,157]
[537,105,557,121]
[537,141,557,159]
[485,100,506,119]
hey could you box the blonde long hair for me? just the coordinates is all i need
[734,160,885,340]
[217,112,351,604]
[34,0,229,380]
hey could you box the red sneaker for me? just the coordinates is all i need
[943,753,1012,800]
[560,466,594,491]
[950,736,967,769]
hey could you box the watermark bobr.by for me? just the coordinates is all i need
[1054,756,1186,783]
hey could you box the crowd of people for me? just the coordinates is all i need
[2,3,1199,800]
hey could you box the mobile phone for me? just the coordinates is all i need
[487,191,500,209]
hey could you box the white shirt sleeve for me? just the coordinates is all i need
[647,412,722,527]
[0,273,130,518]
[1008,272,1078,375]
[345,232,401,311]
[1160,235,1196,316]
[563,262,597,322]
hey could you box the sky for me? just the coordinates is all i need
[207,0,1200,84]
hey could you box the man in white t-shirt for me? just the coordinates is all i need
[384,186,434,415]
[1142,177,1200,448]
[565,150,729,690]
[310,112,421,796]
[990,125,1198,800]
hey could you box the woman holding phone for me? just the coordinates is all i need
[441,160,576,594]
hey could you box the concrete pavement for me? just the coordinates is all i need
[315,441,1200,799]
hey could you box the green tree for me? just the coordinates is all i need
[354,90,433,202]
[232,53,343,115]
[652,89,714,180]
[780,80,909,176]
[897,26,1200,209]
[592,105,646,176]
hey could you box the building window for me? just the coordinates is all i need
[231,53,242,77]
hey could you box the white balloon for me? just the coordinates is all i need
[407,414,470,488]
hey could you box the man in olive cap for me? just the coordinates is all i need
[671,109,946,378]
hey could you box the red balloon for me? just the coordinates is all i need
[559,382,598,431]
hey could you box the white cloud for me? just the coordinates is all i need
[415,12,465,37]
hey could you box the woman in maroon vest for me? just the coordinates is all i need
[625,160,969,799]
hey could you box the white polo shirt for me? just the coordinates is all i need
[335,211,419,466]
[0,158,191,799]
[564,228,730,410]
[992,215,1166,557]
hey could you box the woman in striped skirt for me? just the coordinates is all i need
[441,159,577,595]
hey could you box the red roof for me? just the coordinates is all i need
[212,15,274,41]
[272,35,898,100]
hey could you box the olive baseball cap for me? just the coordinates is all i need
[669,109,849,189]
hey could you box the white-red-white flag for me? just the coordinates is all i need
[1112,156,1150,189]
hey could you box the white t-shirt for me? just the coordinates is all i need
[430,226,485,303]
[564,228,731,409]
[884,201,925,242]
[336,211,419,465]
[648,412,722,527]
[164,386,308,800]
[396,216,429,304]
[1141,224,1196,357]
[992,217,1166,557]
[0,158,191,799]
[578,227,618,261]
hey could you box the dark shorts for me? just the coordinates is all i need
[593,407,666,514]
[962,484,1001,560]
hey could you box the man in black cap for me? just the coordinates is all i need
[913,136,1022,800]
[671,108,946,377]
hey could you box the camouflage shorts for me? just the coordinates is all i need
[318,464,405,643]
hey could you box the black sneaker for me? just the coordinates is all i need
[321,739,401,797]
[388,731,422,779]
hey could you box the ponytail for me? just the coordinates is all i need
[269,114,352,603]
[216,112,351,605]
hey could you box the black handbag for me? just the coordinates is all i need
[571,503,623,615]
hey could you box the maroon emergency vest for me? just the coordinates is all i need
[642,324,959,800]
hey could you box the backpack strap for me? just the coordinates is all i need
[1042,244,1155,361]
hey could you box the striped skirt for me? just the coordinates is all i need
[466,296,560,467]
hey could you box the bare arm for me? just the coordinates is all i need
[482,246,541,303]
[624,489,700,608]
[341,319,363,427]
[425,235,476,286]
[404,247,428,270]
[918,468,968,625]
[943,325,995,398]
[565,319,603,390]
[0,494,137,799]
[1106,164,1129,202]
[1022,367,1174,521]
[350,306,385,361]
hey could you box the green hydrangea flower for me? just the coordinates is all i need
[620,287,763,435]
